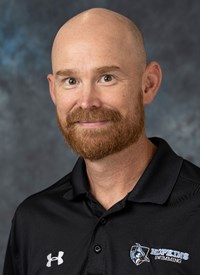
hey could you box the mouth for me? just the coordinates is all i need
[77,120,109,128]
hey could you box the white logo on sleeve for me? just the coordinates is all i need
[46,251,64,267]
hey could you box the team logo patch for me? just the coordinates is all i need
[150,247,189,264]
[130,243,150,266]
[130,243,190,266]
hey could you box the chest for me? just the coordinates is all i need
[19,200,200,275]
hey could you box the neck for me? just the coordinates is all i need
[85,134,157,210]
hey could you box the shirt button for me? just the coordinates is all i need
[94,245,102,254]
[100,218,107,225]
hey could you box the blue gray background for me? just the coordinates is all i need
[0,0,199,272]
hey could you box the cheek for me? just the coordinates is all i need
[55,101,71,122]
[54,91,74,115]
[103,86,128,106]
[110,90,136,116]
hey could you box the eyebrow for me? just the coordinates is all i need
[55,69,78,77]
[96,65,121,74]
[55,65,121,78]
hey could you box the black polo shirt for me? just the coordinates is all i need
[3,138,200,275]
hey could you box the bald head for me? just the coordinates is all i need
[47,8,162,160]
[51,8,146,73]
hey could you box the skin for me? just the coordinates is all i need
[47,8,162,209]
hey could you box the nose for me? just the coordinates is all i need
[77,82,102,109]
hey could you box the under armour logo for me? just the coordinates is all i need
[46,251,64,267]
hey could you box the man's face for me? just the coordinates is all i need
[48,26,146,160]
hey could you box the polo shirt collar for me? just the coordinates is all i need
[127,137,183,204]
[67,137,183,204]
[70,157,89,197]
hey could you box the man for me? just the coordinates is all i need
[3,8,200,275]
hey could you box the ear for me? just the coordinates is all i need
[47,74,56,105]
[142,61,162,105]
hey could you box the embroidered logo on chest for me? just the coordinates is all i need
[46,251,64,267]
[130,243,189,266]
[130,243,150,265]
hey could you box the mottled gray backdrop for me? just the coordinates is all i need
[0,0,199,272]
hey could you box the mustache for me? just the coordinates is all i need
[66,107,122,125]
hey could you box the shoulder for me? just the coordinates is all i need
[179,159,200,184]
[14,172,73,221]
[169,159,200,205]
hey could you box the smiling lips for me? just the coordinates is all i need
[78,120,109,128]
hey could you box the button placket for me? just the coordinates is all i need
[86,219,107,273]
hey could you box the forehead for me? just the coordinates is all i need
[52,29,138,74]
